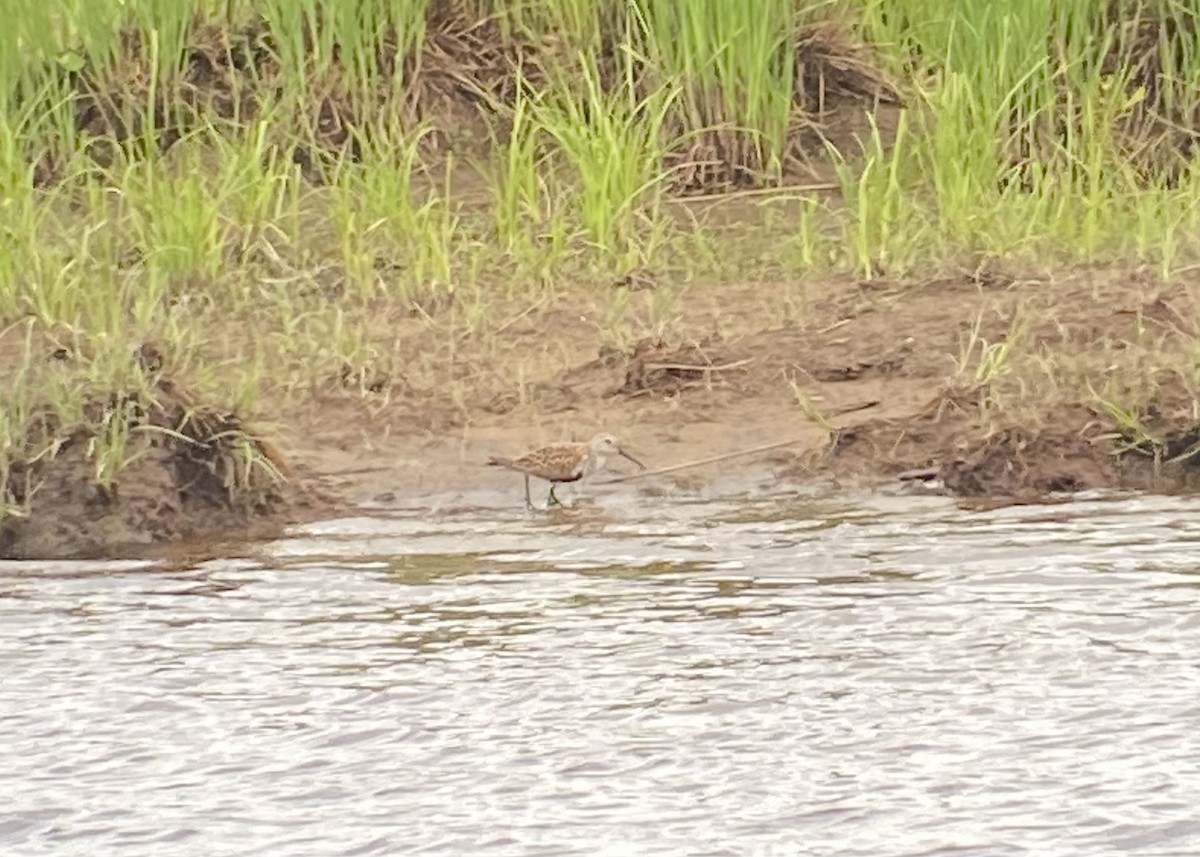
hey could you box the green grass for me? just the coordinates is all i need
[6,0,1200,520]
[854,0,1200,268]
[630,0,801,184]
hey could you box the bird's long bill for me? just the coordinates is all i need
[619,448,647,470]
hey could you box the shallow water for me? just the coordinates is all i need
[4,489,1200,857]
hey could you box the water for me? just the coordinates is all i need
[4,489,1200,857]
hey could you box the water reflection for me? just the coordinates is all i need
[3,491,1200,856]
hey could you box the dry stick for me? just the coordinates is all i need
[491,296,549,336]
[597,437,813,484]
[598,400,881,484]
[643,358,755,373]
[829,400,880,417]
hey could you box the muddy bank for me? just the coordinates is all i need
[7,261,1200,559]
[10,3,1200,561]
[278,261,1200,513]
[0,354,330,560]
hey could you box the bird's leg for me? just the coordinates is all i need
[524,474,533,511]
[547,483,562,508]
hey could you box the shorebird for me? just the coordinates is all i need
[487,432,646,510]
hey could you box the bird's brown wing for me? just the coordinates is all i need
[511,446,585,482]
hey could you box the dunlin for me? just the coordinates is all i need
[487,432,645,510]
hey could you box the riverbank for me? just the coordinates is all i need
[4,1,1200,557]
[10,253,1197,558]
[277,257,1200,506]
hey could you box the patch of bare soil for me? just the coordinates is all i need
[259,261,1200,520]
[778,268,1200,499]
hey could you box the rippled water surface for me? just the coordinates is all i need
[5,490,1200,856]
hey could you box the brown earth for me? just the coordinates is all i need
[7,257,1200,559]
[257,262,1200,523]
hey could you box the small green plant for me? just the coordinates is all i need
[329,123,459,303]
[1093,392,1162,459]
[828,111,920,277]
[530,53,679,264]
[788,377,835,433]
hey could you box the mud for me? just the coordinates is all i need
[272,262,1200,520]
[9,260,1200,559]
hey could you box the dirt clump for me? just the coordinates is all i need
[610,338,754,398]
[816,393,1114,498]
[938,423,1113,497]
[0,359,307,560]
